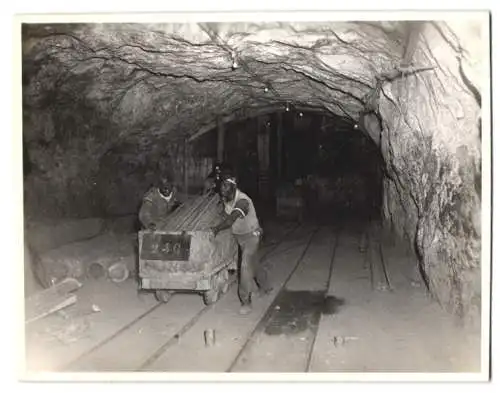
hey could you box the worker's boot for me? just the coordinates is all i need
[256,286,273,298]
[239,302,253,315]
[263,287,273,295]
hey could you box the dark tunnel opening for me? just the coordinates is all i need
[201,110,384,226]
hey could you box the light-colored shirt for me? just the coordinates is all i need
[223,189,260,235]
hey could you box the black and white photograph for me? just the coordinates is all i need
[14,8,491,382]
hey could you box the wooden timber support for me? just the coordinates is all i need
[276,112,283,180]
[217,116,225,163]
[25,278,82,324]
[183,138,189,195]
[257,115,271,200]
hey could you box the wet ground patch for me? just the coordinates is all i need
[263,290,345,335]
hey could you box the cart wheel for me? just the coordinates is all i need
[155,290,173,303]
[203,289,220,305]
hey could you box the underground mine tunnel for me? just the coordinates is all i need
[21,19,485,373]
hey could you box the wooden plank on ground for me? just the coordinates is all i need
[25,278,82,324]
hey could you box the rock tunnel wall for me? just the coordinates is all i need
[378,21,482,323]
[95,140,213,217]
[21,18,485,323]
[23,124,213,219]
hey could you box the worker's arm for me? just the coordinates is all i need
[139,194,156,230]
[211,199,249,237]
[170,187,181,207]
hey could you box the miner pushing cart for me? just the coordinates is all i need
[137,191,238,305]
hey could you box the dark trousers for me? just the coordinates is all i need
[234,232,270,305]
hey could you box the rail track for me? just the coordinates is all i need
[224,222,343,373]
[364,219,392,292]
[61,222,349,373]
[57,219,397,374]
[61,221,303,372]
[225,225,324,372]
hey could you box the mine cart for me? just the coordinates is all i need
[138,193,238,305]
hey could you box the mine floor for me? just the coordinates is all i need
[24,220,481,375]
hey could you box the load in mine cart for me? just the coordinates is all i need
[138,193,238,305]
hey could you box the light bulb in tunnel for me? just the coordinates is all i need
[230,51,238,70]
[299,112,303,117]
[354,124,359,129]
[264,87,269,92]
[285,103,290,111]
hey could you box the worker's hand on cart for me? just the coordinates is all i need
[148,223,157,231]
[209,227,219,240]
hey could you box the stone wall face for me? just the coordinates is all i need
[379,21,483,324]
[24,130,213,220]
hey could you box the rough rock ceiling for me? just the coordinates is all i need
[22,21,413,143]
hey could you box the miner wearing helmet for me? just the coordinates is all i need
[139,177,178,230]
[210,173,272,315]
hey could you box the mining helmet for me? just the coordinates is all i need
[220,172,237,186]
[220,172,237,202]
